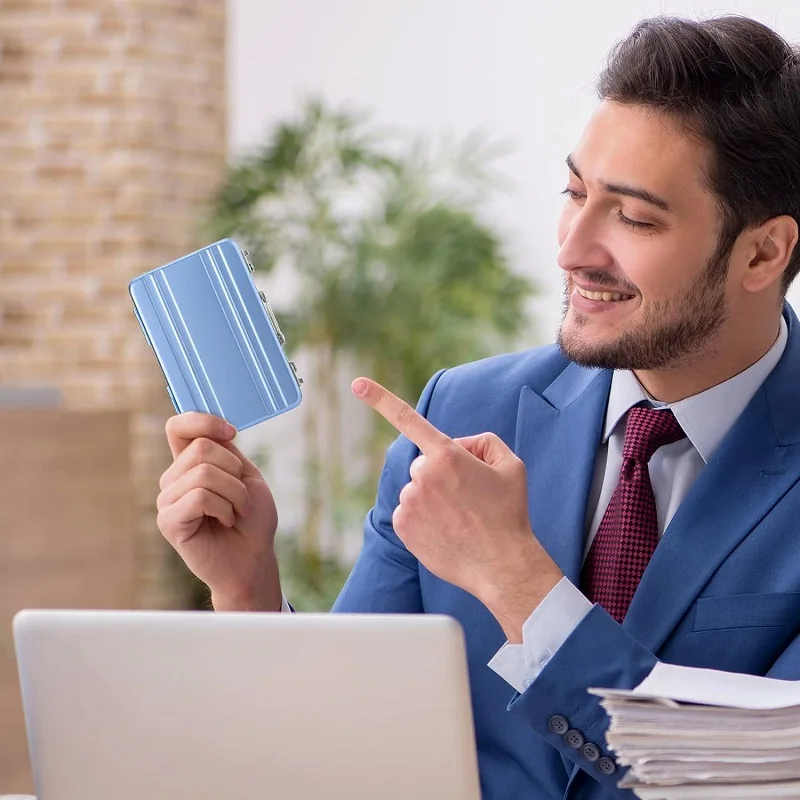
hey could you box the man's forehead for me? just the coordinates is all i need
[570,101,710,202]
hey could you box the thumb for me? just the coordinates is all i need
[454,432,512,467]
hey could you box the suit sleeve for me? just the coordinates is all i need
[513,597,800,799]
[508,604,658,798]
[331,370,446,614]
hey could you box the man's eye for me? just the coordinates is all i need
[616,211,654,229]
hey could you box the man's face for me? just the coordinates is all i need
[557,101,731,370]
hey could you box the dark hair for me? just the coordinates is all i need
[598,15,800,293]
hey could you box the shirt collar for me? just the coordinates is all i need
[603,316,788,463]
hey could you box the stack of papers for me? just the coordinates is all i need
[590,663,800,799]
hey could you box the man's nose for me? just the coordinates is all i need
[557,209,614,274]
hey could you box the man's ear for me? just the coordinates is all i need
[740,215,799,293]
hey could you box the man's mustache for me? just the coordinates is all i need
[568,270,639,295]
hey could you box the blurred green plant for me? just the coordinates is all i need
[200,98,535,609]
[274,534,351,612]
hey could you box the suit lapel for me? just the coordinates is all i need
[515,363,612,584]
[624,306,800,652]
[515,307,800,655]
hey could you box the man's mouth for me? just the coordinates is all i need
[575,285,635,302]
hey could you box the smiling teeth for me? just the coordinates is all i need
[577,286,633,302]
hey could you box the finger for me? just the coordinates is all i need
[160,437,243,491]
[158,463,250,519]
[398,480,415,508]
[392,502,409,540]
[158,487,236,545]
[408,454,426,482]
[165,412,236,459]
[454,432,512,466]
[454,435,482,454]
[221,440,265,481]
[352,378,451,455]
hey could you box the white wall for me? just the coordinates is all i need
[228,0,800,549]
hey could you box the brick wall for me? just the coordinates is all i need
[0,0,227,605]
[0,0,227,790]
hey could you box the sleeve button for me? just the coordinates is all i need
[581,742,601,762]
[597,756,617,775]
[548,715,570,735]
[564,729,585,749]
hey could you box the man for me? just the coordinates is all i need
[156,15,800,799]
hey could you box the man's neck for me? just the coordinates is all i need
[634,316,783,404]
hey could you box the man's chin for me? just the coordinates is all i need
[558,342,607,369]
[556,327,631,370]
[557,316,604,356]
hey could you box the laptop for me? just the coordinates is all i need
[13,609,481,800]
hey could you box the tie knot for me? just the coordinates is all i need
[622,407,685,464]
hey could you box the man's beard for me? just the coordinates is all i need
[557,247,730,371]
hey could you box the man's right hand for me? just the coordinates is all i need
[156,412,283,612]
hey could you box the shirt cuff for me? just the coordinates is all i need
[280,594,293,613]
[487,577,593,694]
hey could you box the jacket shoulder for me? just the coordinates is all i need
[434,344,571,397]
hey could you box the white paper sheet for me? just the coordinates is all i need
[629,662,800,710]
[589,663,800,796]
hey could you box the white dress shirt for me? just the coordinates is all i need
[488,318,788,693]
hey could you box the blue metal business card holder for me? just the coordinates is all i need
[129,238,303,431]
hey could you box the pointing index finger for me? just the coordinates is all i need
[352,378,451,455]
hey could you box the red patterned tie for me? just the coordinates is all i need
[581,407,686,623]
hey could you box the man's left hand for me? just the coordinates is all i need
[352,377,564,642]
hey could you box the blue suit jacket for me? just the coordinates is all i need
[332,305,800,799]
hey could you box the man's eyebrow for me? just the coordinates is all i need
[565,154,673,213]
[566,154,583,180]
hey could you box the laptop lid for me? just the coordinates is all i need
[13,609,481,800]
